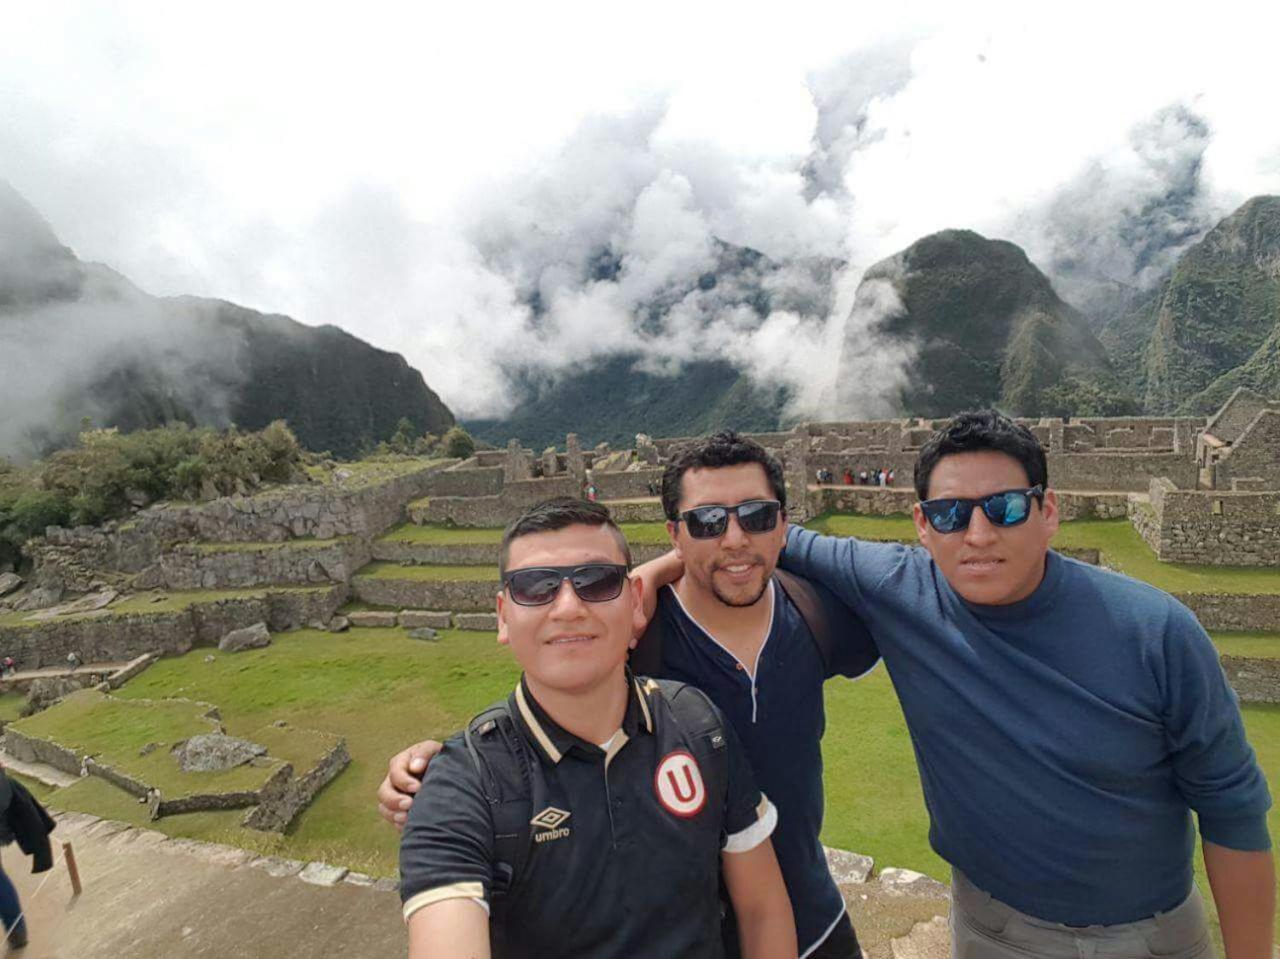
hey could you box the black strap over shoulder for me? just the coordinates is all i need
[630,614,666,676]
[773,569,834,673]
[464,702,536,902]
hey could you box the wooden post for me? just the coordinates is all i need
[62,842,82,896]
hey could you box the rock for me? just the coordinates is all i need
[173,734,268,773]
[17,585,64,610]
[204,655,216,663]
[373,877,400,894]
[252,856,304,878]
[891,915,950,959]
[28,588,118,619]
[347,611,398,628]
[305,559,330,583]
[344,872,376,887]
[327,615,351,633]
[454,612,498,631]
[408,627,440,642]
[218,622,272,652]
[879,867,950,897]
[824,845,874,885]
[298,861,349,886]
[139,742,161,757]
[399,610,452,629]
[0,572,22,598]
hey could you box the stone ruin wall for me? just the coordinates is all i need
[26,461,447,594]
[1140,478,1280,567]
[0,586,346,669]
[1215,410,1280,491]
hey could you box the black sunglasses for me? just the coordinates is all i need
[502,564,629,607]
[920,486,1045,534]
[676,499,782,539]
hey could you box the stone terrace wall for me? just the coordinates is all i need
[1177,593,1280,631]
[352,577,497,612]
[0,586,346,669]
[596,469,664,500]
[243,739,350,832]
[423,465,505,498]
[1144,479,1280,566]
[1221,657,1280,704]
[158,540,372,590]
[1048,452,1198,491]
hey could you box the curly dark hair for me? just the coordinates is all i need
[660,430,786,520]
[914,410,1048,500]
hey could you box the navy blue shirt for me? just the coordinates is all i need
[655,577,880,955]
[783,527,1272,925]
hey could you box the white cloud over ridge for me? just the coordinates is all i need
[2,2,1279,433]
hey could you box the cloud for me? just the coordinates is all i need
[3,5,1280,446]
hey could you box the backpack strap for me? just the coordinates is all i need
[464,702,537,902]
[773,569,834,674]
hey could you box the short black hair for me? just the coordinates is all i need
[499,497,632,576]
[661,430,786,521]
[914,410,1048,500]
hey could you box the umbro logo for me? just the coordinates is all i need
[531,806,571,843]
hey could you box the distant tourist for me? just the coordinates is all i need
[0,657,13,679]
[858,469,868,485]
[394,499,795,958]
[66,651,81,671]
[842,468,854,485]
[887,468,896,487]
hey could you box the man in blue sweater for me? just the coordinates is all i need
[776,410,1272,958]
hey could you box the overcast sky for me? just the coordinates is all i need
[3,1,1279,421]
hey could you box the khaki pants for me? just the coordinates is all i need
[950,870,1215,959]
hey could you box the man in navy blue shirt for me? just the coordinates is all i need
[742,412,1271,958]
[381,433,881,958]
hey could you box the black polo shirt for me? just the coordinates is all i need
[400,673,775,958]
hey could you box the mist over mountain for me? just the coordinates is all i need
[838,230,1136,419]
[0,181,453,460]
[1100,195,1280,413]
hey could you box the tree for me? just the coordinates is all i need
[442,426,476,460]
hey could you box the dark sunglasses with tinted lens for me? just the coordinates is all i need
[920,486,1044,534]
[503,564,629,607]
[677,499,782,539]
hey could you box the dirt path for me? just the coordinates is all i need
[11,811,950,958]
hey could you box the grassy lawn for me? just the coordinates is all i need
[804,514,1280,596]
[377,521,671,546]
[46,628,521,875]
[0,690,26,724]
[188,537,349,553]
[354,562,496,582]
[1210,632,1280,658]
[303,457,446,490]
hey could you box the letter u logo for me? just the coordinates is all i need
[654,750,706,818]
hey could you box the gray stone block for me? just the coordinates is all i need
[218,622,271,652]
[824,845,873,884]
[347,611,398,628]
[408,627,440,642]
[299,861,349,886]
[398,610,452,629]
[453,612,498,631]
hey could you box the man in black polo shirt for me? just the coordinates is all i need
[384,435,879,959]
[399,498,796,958]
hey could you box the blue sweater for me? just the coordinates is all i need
[782,526,1271,925]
